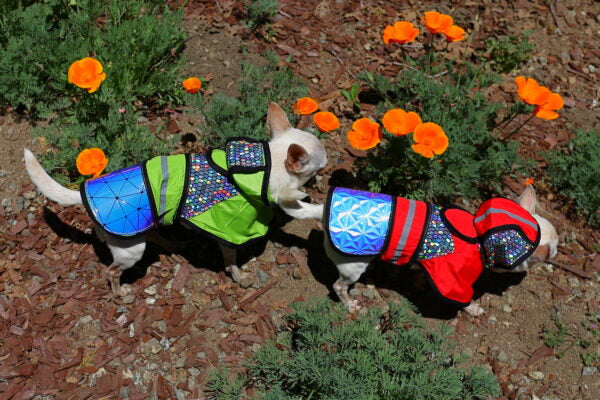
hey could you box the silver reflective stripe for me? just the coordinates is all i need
[392,199,416,261]
[158,156,169,223]
[474,208,538,231]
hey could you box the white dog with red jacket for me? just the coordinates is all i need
[287,185,558,315]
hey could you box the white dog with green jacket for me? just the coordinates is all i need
[25,103,327,296]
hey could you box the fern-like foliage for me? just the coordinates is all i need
[207,298,500,400]
[545,130,600,226]
[358,54,532,202]
[199,52,307,147]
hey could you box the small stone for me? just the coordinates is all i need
[119,386,130,399]
[147,362,159,371]
[587,64,596,74]
[488,297,501,309]
[88,367,107,387]
[582,366,597,376]
[496,350,509,363]
[188,367,201,377]
[26,213,36,225]
[502,304,513,313]
[363,287,379,300]
[488,315,497,324]
[239,274,254,288]
[529,371,544,381]
[145,297,156,305]
[349,288,361,297]
[175,356,186,368]
[122,294,135,304]
[144,284,158,296]
[568,277,579,287]
[122,368,134,379]
[292,267,303,279]
[1,198,10,207]
[160,337,170,351]
[15,197,24,213]
[137,116,149,123]
[0,170,7,178]
[142,338,162,355]
[175,389,186,400]
[257,270,269,284]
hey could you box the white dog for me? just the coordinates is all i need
[290,185,558,316]
[25,103,327,296]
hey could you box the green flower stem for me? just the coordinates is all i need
[502,113,535,142]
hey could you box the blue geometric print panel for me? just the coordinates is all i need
[226,140,265,169]
[180,153,238,219]
[416,205,454,260]
[328,187,393,256]
[83,164,154,236]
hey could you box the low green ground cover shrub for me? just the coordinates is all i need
[358,53,532,202]
[0,0,186,183]
[245,0,279,31]
[207,299,500,399]
[199,51,307,147]
[545,130,600,226]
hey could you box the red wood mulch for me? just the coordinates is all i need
[0,184,303,398]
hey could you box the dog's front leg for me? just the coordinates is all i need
[219,244,242,283]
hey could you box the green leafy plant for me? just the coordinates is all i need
[199,52,307,147]
[545,129,600,227]
[0,0,187,182]
[357,55,531,202]
[482,31,535,73]
[341,82,361,111]
[207,298,500,399]
[245,0,278,31]
[543,314,570,350]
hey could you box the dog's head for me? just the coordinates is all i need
[490,185,559,273]
[265,102,328,204]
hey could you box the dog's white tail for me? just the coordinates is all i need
[24,148,82,206]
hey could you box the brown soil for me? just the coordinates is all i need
[1,1,599,399]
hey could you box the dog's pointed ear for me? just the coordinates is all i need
[267,102,291,136]
[285,143,310,173]
[518,185,537,215]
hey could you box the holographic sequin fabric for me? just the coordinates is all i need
[226,140,265,168]
[180,153,237,219]
[417,205,454,260]
[483,229,533,268]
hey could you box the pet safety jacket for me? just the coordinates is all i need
[80,138,274,247]
[325,187,540,306]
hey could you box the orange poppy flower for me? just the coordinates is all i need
[383,21,419,44]
[68,57,106,93]
[294,97,319,114]
[182,77,202,94]
[347,118,382,150]
[442,25,465,42]
[524,178,534,186]
[382,109,422,136]
[534,93,564,120]
[313,111,340,132]
[411,122,448,158]
[421,11,453,34]
[76,148,109,178]
[514,76,551,105]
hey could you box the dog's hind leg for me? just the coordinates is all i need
[96,226,146,296]
[219,244,242,283]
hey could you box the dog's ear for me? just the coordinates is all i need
[285,143,310,173]
[517,185,537,215]
[267,102,291,136]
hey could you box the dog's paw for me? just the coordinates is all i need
[226,265,242,283]
[464,302,485,317]
[117,284,133,297]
